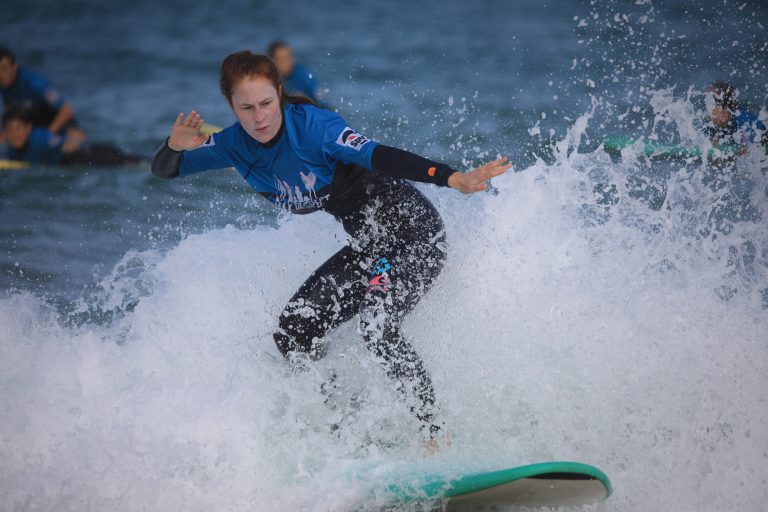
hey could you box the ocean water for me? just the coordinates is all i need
[1,0,767,511]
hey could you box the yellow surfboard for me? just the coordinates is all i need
[0,159,30,170]
[200,123,224,135]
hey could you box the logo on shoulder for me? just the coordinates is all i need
[336,127,371,151]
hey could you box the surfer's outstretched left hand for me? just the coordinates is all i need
[448,157,512,194]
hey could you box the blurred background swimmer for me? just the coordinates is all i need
[0,47,86,145]
[1,105,142,167]
[267,40,323,105]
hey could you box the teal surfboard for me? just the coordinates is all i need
[602,134,767,160]
[386,461,612,509]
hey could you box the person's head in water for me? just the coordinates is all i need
[0,47,19,88]
[2,105,33,149]
[267,40,295,79]
[219,50,312,144]
[707,81,738,128]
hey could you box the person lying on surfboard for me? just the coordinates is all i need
[1,105,142,167]
[151,50,511,451]
[0,47,87,146]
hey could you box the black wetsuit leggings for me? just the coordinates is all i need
[61,144,143,167]
[273,183,446,433]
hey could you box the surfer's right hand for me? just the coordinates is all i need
[168,111,208,151]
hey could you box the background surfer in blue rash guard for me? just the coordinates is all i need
[705,81,767,150]
[267,40,322,104]
[151,50,511,451]
[0,47,86,145]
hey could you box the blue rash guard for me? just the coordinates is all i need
[283,64,320,103]
[152,102,457,217]
[0,66,67,127]
[3,128,63,165]
[733,110,766,144]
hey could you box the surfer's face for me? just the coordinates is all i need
[231,77,282,144]
[4,118,32,149]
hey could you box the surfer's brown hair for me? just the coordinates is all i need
[219,50,314,108]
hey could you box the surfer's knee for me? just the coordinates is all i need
[359,305,403,355]
[273,308,328,359]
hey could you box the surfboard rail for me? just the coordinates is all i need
[387,460,612,508]
[601,134,767,160]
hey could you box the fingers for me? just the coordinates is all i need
[174,111,205,130]
[483,157,512,177]
[183,111,205,129]
[452,157,512,194]
[472,157,512,181]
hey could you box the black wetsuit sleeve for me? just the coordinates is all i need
[370,145,458,187]
[151,138,182,179]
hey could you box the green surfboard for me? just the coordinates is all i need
[386,461,612,509]
[602,134,767,160]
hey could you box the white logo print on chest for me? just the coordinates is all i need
[274,171,324,210]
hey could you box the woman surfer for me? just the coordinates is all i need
[151,50,511,448]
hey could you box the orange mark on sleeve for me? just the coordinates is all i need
[427,166,437,177]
